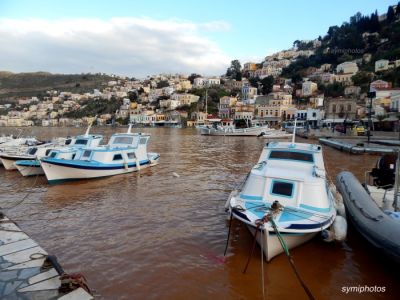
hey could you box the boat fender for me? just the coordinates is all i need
[225,190,238,211]
[172,172,180,178]
[321,215,347,242]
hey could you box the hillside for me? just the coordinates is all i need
[0,71,113,102]
[281,3,400,88]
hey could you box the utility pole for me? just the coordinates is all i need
[394,149,400,212]
[367,91,375,144]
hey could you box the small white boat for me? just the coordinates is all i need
[201,125,270,136]
[15,125,103,177]
[259,129,292,139]
[40,125,160,183]
[227,139,336,261]
[1,145,51,171]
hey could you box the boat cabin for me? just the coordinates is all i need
[239,142,330,212]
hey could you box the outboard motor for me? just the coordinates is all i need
[370,154,396,188]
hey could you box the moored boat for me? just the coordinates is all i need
[201,124,270,136]
[40,125,160,183]
[14,124,103,177]
[227,140,336,261]
[336,171,400,263]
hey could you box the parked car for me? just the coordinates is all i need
[353,125,366,136]
[334,124,345,133]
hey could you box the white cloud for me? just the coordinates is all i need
[0,17,232,77]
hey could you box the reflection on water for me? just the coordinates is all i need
[0,127,398,299]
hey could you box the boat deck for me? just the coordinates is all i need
[0,214,93,300]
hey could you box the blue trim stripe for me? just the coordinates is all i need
[16,160,41,167]
[300,203,331,213]
[239,194,263,201]
[42,158,150,170]
[286,217,332,230]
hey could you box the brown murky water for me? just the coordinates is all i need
[0,127,398,299]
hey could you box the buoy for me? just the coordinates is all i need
[172,172,180,178]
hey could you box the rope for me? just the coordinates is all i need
[223,211,233,256]
[268,216,315,300]
[242,223,260,274]
[0,173,41,210]
[260,227,265,300]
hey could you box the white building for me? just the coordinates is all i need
[336,62,358,75]
[302,81,318,97]
[375,59,389,72]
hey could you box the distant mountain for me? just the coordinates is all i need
[0,71,113,102]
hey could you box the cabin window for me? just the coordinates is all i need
[65,138,72,145]
[50,152,57,158]
[127,152,136,159]
[72,154,76,160]
[75,139,88,145]
[269,151,314,163]
[45,149,52,156]
[139,137,147,145]
[271,181,293,197]
[82,150,92,159]
[113,136,134,144]
[113,154,123,161]
[28,148,37,155]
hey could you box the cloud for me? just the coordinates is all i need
[0,17,232,77]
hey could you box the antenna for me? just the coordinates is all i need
[291,118,297,145]
[127,123,132,134]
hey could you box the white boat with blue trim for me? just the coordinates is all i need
[227,139,336,261]
[40,125,160,183]
[15,132,103,177]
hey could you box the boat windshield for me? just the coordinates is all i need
[269,150,314,163]
[112,136,134,145]
[28,148,37,155]
[75,139,88,145]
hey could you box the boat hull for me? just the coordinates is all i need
[41,154,160,183]
[201,126,270,136]
[15,160,44,177]
[0,157,19,170]
[247,226,317,261]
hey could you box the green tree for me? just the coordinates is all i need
[260,76,274,95]
[387,6,395,23]
[226,59,242,80]
[157,80,169,88]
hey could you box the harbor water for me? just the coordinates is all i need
[0,127,398,299]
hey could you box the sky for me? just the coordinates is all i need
[0,0,396,77]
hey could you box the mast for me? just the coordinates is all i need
[291,118,297,144]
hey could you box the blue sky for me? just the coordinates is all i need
[0,0,397,76]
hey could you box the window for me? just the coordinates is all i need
[271,181,293,197]
[113,154,123,161]
[139,137,147,145]
[332,104,336,113]
[72,154,76,160]
[50,152,57,158]
[127,152,136,159]
[113,136,134,144]
[269,151,314,162]
[82,150,92,159]
[28,148,37,155]
[65,139,72,145]
[45,149,52,156]
[75,139,88,145]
